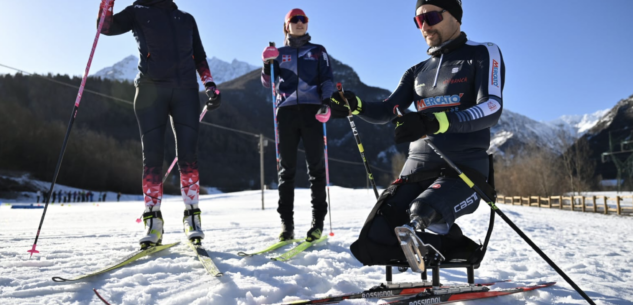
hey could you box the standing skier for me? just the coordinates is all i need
[261,8,336,242]
[98,0,221,249]
[331,0,504,264]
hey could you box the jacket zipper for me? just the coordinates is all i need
[296,47,300,106]
[167,10,181,86]
[433,54,444,88]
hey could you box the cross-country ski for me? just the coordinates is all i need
[51,242,180,282]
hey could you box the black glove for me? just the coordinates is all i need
[393,112,439,144]
[262,61,280,76]
[205,82,221,111]
[330,91,362,118]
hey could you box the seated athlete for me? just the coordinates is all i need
[330,0,504,265]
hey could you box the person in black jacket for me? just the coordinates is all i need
[331,0,505,265]
[98,0,220,249]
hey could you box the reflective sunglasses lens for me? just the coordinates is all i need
[413,11,443,28]
[290,16,307,24]
[425,11,444,26]
[414,15,424,28]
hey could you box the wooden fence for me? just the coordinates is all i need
[496,195,633,216]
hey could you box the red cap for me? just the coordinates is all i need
[285,8,308,23]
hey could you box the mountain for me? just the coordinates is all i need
[489,110,560,155]
[92,55,138,84]
[206,57,259,85]
[545,109,610,137]
[489,108,611,156]
[92,56,258,88]
[579,95,633,181]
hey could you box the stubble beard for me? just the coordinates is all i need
[425,30,443,47]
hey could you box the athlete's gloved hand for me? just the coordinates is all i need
[262,45,279,62]
[315,105,331,123]
[330,91,363,118]
[99,0,114,10]
[262,45,280,76]
[98,0,115,30]
[205,82,221,111]
[393,112,439,144]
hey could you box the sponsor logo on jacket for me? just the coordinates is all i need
[416,93,463,111]
[491,59,500,88]
[304,51,317,61]
[488,101,498,111]
[443,77,467,85]
[282,55,292,62]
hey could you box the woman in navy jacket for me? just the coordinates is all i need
[261,8,336,242]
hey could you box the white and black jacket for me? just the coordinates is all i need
[360,32,505,165]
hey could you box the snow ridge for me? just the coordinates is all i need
[92,56,258,88]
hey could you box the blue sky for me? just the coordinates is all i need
[1,0,631,121]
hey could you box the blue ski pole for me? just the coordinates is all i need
[323,123,333,236]
[268,42,281,172]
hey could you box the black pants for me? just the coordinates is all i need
[135,86,200,167]
[351,158,488,265]
[276,105,327,224]
[134,86,200,203]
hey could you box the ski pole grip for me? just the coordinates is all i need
[269,42,275,47]
[336,82,353,116]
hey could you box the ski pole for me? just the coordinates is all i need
[162,106,209,183]
[336,83,379,199]
[27,0,113,258]
[395,108,596,305]
[323,123,334,236]
[268,42,281,172]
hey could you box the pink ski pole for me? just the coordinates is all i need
[28,0,113,257]
[162,106,209,183]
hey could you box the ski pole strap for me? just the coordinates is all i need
[184,208,201,217]
[142,211,163,220]
[398,164,496,203]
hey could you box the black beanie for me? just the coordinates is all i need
[416,0,463,24]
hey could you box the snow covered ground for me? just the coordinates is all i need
[1,187,632,305]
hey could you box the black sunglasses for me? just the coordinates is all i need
[413,10,445,28]
[289,16,308,24]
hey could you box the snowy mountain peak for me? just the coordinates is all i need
[92,56,258,88]
[206,57,258,85]
[489,107,611,156]
[93,55,138,84]
[545,109,610,136]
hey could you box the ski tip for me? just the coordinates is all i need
[52,277,67,282]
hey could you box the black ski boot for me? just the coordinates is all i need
[306,218,324,242]
[279,220,294,241]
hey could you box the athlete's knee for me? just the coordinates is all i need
[409,198,444,230]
